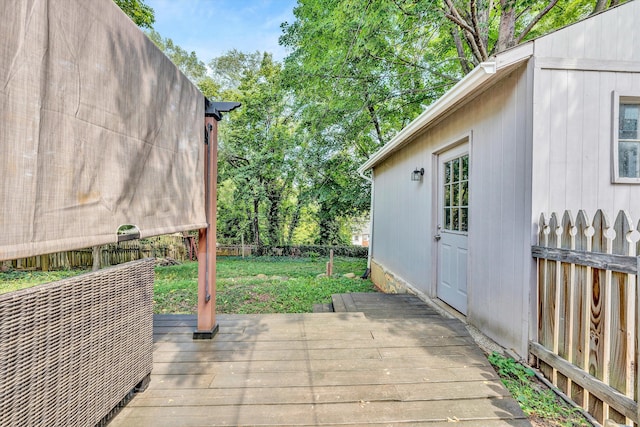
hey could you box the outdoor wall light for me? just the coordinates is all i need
[411,167,424,181]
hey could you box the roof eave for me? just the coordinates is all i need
[358,42,533,174]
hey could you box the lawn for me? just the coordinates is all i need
[155,256,376,314]
[0,256,377,314]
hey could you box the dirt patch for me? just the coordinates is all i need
[246,292,273,304]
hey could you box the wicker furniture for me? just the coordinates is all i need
[0,259,154,426]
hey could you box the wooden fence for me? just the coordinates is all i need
[216,245,256,257]
[531,209,640,426]
[2,235,189,271]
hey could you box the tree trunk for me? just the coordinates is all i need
[365,93,384,146]
[450,28,472,74]
[592,0,609,14]
[286,202,302,245]
[496,1,516,53]
[252,198,261,246]
[476,0,492,50]
[266,192,282,246]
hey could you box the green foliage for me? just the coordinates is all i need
[113,0,155,28]
[217,52,301,247]
[145,29,220,98]
[488,352,590,426]
[279,0,461,243]
[488,351,535,382]
[209,50,264,92]
[254,245,368,258]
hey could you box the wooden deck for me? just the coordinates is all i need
[111,293,530,426]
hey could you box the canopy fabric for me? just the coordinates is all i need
[0,0,206,261]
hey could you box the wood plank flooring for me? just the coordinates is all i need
[111,294,530,426]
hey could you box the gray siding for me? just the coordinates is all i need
[532,68,640,220]
[372,63,533,354]
[369,0,640,356]
[531,0,640,220]
[534,1,640,62]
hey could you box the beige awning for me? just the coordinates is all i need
[0,0,206,260]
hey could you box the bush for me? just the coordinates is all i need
[255,245,368,258]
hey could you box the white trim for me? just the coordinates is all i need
[358,48,532,174]
[612,91,640,184]
[495,42,534,69]
[358,64,494,173]
[537,57,640,73]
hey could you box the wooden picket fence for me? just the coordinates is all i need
[531,209,640,426]
[3,235,189,271]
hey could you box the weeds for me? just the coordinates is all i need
[488,352,590,426]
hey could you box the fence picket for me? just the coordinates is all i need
[533,209,640,425]
[574,210,592,408]
[559,211,575,395]
[538,213,550,349]
[592,210,614,420]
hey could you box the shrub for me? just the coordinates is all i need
[254,245,368,258]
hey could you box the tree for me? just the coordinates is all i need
[280,0,454,241]
[441,0,629,68]
[113,0,155,28]
[209,50,263,92]
[145,30,220,98]
[279,0,622,243]
[218,53,300,246]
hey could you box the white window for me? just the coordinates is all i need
[612,92,640,183]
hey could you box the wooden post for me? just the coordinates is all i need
[326,249,334,277]
[194,116,219,339]
[40,254,49,272]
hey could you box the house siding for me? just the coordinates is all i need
[532,68,640,220]
[371,63,533,354]
[531,0,640,221]
[533,1,640,62]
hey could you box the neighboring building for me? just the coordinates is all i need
[358,1,640,357]
[351,219,371,247]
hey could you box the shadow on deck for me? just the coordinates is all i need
[111,293,530,426]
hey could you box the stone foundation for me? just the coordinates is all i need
[370,259,410,294]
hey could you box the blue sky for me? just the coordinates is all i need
[146,0,298,62]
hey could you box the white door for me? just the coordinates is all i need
[436,144,469,314]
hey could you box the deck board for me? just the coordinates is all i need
[112,294,530,426]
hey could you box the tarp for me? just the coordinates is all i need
[0,0,207,261]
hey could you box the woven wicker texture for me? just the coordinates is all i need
[0,259,154,426]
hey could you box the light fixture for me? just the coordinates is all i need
[411,167,424,181]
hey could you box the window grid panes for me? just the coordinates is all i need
[443,154,469,232]
[619,102,640,178]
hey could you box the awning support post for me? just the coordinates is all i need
[193,99,241,340]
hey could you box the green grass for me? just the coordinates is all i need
[1,256,374,312]
[488,352,591,426]
[154,256,374,314]
[0,269,89,294]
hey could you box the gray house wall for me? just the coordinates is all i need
[368,0,640,357]
[531,0,640,220]
[371,63,534,354]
